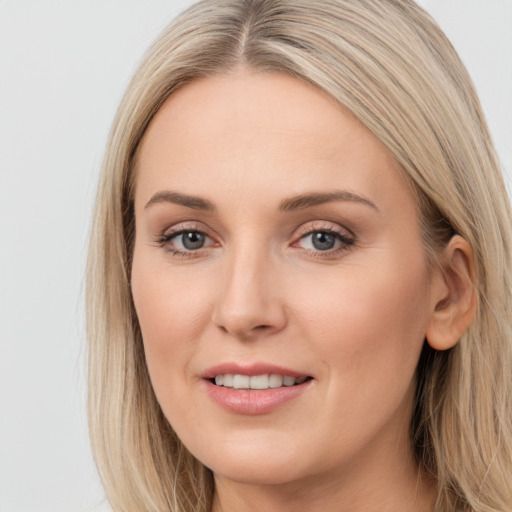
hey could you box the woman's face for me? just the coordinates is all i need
[131,71,440,488]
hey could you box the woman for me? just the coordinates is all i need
[86,1,512,511]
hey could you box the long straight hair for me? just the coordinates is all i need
[87,1,512,510]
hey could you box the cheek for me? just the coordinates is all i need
[130,253,213,390]
[283,258,430,453]
[291,256,430,385]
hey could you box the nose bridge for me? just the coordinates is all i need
[212,235,286,339]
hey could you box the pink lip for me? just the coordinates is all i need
[201,362,309,379]
[201,362,313,415]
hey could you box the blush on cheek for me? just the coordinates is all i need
[300,262,428,380]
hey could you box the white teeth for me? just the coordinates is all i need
[269,374,283,388]
[213,373,307,390]
[233,374,250,389]
[249,375,269,390]
[282,375,296,386]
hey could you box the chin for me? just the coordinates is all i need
[211,459,307,486]
[187,433,313,486]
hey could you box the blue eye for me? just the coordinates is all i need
[310,231,336,250]
[159,229,214,253]
[298,229,354,252]
[178,231,206,250]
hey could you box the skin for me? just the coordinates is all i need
[131,70,474,512]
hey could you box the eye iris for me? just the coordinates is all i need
[182,231,205,250]
[312,231,335,250]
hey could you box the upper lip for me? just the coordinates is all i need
[201,362,311,380]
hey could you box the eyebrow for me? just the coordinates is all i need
[143,189,378,213]
[144,191,216,212]
[279,190,379,212]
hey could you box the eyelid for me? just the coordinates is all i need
[153,220,355,257]
[294,220,355,240]
[154,221,219,255]
[157,221,202,239]
[291,220,356,255]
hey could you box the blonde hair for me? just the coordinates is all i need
[86,1,512,510]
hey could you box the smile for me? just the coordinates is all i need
[213,374,309,390]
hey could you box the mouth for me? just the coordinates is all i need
[202,363,313,413]
[210,374,312,390]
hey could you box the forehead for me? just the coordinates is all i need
[134,71,414,219]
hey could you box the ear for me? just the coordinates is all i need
[425,235,477,351]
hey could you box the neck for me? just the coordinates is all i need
[210,415,437,512]
[212,460,436,512]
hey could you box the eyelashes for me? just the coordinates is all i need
[293,224,355,255]
[160,230,213,251]
[154,221,356,259]
[154,223,216,258]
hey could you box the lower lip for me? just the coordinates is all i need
[204,379,312,415]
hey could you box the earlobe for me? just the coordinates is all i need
[425,235,477,351]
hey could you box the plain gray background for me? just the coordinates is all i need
[0,1,511,511]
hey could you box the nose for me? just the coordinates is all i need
[211,246,287,341]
